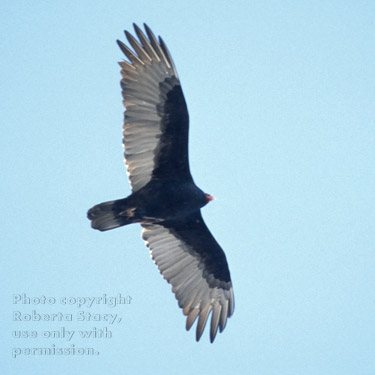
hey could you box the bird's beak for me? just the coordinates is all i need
[205,194,215,202]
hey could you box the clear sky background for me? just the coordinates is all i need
[1,1,374,374]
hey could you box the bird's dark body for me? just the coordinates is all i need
[88,178,208,228]
[87,24,234,343]
[136,179,208,221]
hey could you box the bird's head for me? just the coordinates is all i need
[205,193,215,203]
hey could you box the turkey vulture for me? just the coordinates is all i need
[87,24,234,342]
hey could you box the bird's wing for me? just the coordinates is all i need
[117,24,192,192]
[142,211,234,342]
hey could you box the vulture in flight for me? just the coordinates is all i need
[87,24,234,342]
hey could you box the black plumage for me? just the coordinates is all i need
[87,24,234,342]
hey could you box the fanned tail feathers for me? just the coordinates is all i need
[87,199,136,231]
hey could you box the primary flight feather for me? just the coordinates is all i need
[87,24,234,342]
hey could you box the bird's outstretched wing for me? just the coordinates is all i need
[117,24,192,192]
[142,211,234,342]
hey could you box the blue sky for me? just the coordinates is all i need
[1,1,374,374]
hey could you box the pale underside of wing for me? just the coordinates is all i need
[141,220,234,342]
[118,24,184,192]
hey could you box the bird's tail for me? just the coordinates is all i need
[87,198,138,231]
